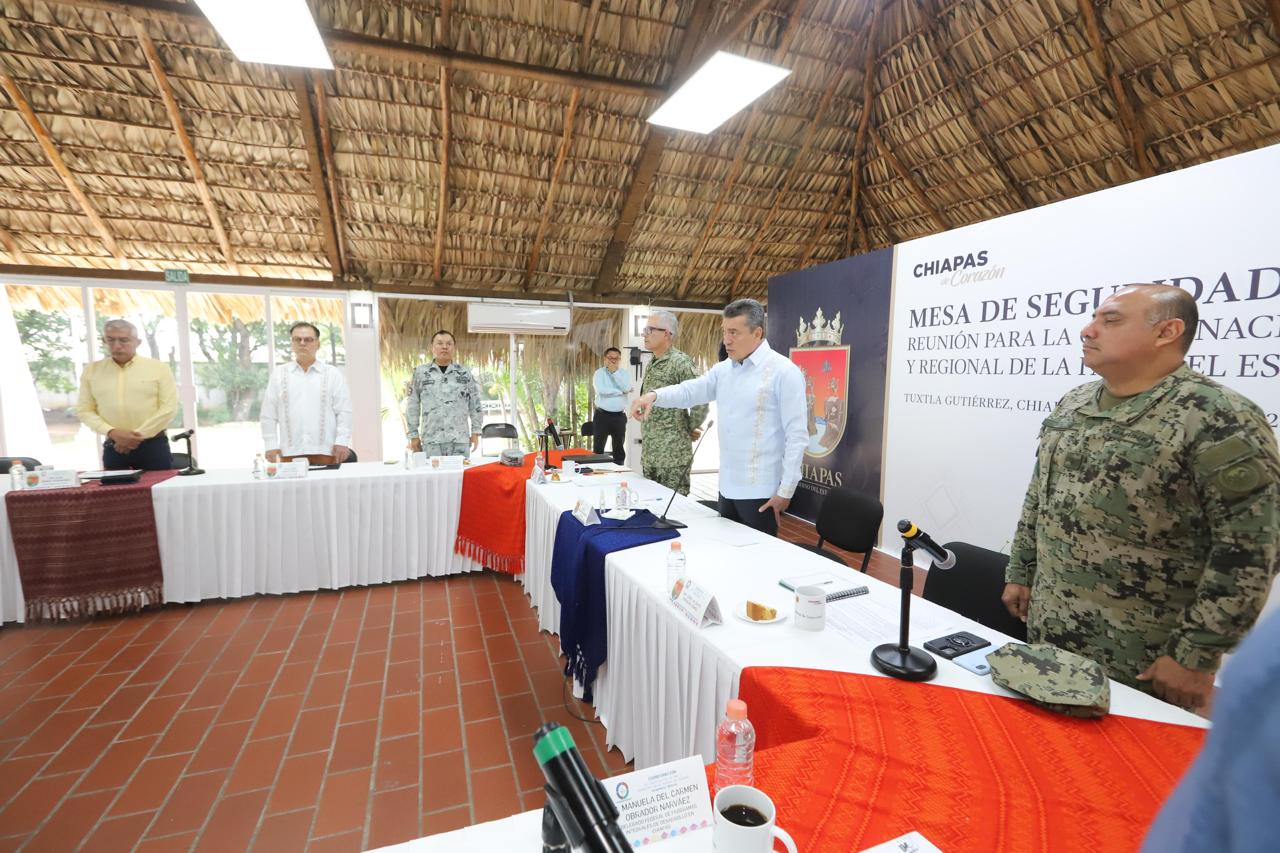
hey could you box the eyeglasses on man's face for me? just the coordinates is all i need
[642,326,670,335]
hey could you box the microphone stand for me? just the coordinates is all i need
[870,540,936,681]
[650,419,713,530]
[172,431,205,477]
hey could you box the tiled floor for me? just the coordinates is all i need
[0,574,627,852]
[0,483,910,852]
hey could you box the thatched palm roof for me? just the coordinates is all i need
[0,0,1276,307]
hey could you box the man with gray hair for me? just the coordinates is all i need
[1002,284,1279,713]
[638,309,707,495]
[631,298,807,535]
[75,319,179,470]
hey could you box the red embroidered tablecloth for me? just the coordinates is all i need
[454,450,587,575]
[6,471,175,621]
[722,667,1205,852]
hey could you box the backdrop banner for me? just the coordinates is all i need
[882,143,1280,569]
[767,249,894,523]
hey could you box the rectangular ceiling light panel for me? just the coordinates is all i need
[648,51,791,134]
[194,0,334,69]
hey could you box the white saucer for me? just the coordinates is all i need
[732,601,786,625]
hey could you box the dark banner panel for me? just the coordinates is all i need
[767,249,894,522]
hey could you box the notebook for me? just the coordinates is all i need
[778,570,869,602]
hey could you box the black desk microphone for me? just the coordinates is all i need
[652,419,713,530]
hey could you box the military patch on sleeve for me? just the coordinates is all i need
[1216,459,1264,498]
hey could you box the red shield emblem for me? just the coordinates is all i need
[790,345,849,458]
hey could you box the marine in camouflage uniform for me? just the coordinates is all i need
[1007,364,1280,691]
[640,347,708,495]
[406,360,483,457]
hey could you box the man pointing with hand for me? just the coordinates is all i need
[631,299,807,537]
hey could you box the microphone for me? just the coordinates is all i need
[169,429,204,476]
[897,519,955,570]
[534,722,629,853]
[652,419,714,530]
[169,429,194,441]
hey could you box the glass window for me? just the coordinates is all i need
[271,295,345,368]
[186,292,270,469]
[5,284,95,469]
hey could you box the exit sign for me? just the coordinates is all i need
[163,268,190,284]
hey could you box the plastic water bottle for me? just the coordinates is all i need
[615,480,631,510]
[252,454,265,480]
[8,460,25,491]
[533,454,545,481]
[714,699,755,792]
[666,541,685,597]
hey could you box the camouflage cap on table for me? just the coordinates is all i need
[988,643,1110,718]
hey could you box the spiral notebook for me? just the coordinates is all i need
[778,570,869,602]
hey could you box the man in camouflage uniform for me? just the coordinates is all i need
[1003,284,1280,712]
[406,329,483,457]
[638,309,708,495]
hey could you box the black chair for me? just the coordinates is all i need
[481,422,518,456]
[0,457,41,474]
[342,449,358,464]
[796,487,883,572]
[580,421,594,438]
[922,541,1028,642]
[171,452,191,470]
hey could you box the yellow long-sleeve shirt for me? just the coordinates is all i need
[75,356,179,439]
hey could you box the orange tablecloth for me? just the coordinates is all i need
[728,667,1205,852]
[454,450,586,575]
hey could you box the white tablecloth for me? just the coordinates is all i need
[515,476,1208,771]
[0,461,490,623]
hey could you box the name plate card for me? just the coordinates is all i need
[604,755,713,848]
[266,460,308,480]
[436,455,464,470]
[670,578,721,628]
[24,469,80,490]
[530,466,547,485]
[858,831,943,853]
[572,499,601,526]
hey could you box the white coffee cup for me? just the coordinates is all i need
[713,784,797,853]
[794,585,826,632]
[563,459,578,476]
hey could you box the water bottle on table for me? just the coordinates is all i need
[9,460,26,491]
[714,698,755,793]
[614,480,638,510]
[666,541,685,597]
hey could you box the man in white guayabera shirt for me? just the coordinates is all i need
[260,321,354,464]
[630,298,808,537]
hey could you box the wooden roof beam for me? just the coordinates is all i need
[311,75,348,278]
[592,0,773,295]
[871,129,948,232]
[847,0,885,258]
[49,0,666,100]
[132,18,238,274]
[433,0,453,286]
[288,71,343,279]
[524,0,599,292]
[1077,0,1156,178]
[729,21,871,295]
[675,0,813,300]
[0,73,125,267]
[917,0,1032,210]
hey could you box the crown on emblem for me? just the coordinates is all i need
[796,308,843,347]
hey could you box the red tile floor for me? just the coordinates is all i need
[0,517,895,852]
[0,573,628,852]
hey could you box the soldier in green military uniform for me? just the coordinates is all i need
[406,330,483,457]
[1003,284,1280,713]
[638,310,708,495]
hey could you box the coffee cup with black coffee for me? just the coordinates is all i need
[712,784,797,853]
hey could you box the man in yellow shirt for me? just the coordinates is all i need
[75,319,180,470]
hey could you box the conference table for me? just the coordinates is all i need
[378,471,1209,850]
[0,460,494,625]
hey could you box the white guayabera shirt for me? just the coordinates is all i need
[260,360,353,457]
[653,339,808,500]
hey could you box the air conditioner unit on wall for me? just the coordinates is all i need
[467,303,571,336]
